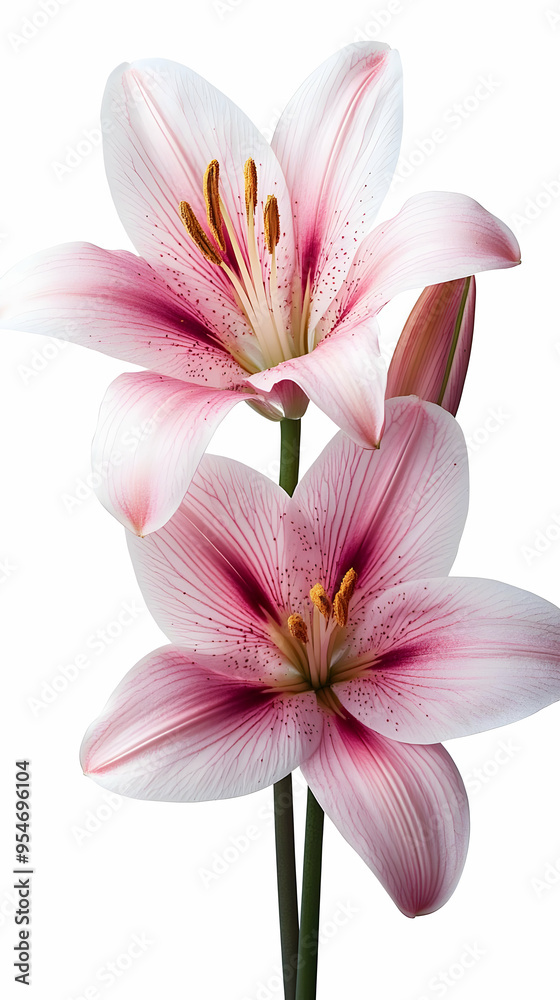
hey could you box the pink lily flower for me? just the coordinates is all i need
[386,276,476,415]
[80,397,560,917]
[1,45,519,535]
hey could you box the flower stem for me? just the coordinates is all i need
[274,417,302,1000]
[279,418,301,497]
[295,790,325,1000]
[274,776,300,1000]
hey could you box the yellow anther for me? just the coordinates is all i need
[309,583,331,621]
[332,593,349,628]
[338,568,357,601]
[244,158,258,221]
[179,202,223,265]
[332,569,357,628]
[203,159,226,251]
[287,613,308,644]
[263,195,280,254]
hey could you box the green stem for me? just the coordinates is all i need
[279,418,301,496]
[295,790,325,1000]
[274,417,302,1000]
[274,777,300,1000]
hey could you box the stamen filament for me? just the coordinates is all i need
[217,197,282,368]
[309,605,324,688]
[245,204,286,360]
[329,649,377,685]
[270,622,310,680]
[296,277,313,356]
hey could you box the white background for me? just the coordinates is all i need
[2,0,560,997]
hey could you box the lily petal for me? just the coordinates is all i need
[0,242,246,386]
[386,276,476,416]
[127,454,308,680]
[103,59,296,334]
[92,372,252,535]
[302,714,469,917]
[247,320,386,448]
[272,42,402,326]
[319,192,520,337]
[290,397,468,607]
[81,647,323,801]
[335,577,560,743]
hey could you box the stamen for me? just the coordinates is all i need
[339,568,357,601]
[332,593,349,628]
[309,584,331,621]
[332,569,358,628]
[287,613,308,644]
[264,195,280,254]
[203,160,226,251]
[244,158,258,221]
[179,202,223,266]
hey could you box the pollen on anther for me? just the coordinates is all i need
[288,613,308,643]
[244,158,258,221]
[204,159,226,251]
[338,568,357,602]
[332,592,349,628]
[264,195,280,254]
[332,569,357,627]
[309,583,331,621]
[178,201,223,266]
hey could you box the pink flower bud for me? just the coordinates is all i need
[386,276,476,415]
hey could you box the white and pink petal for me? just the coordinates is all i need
[272,42,402,326]
[335,577,560,743]
[302,714,469,916]
[127,452,311,681]
[102,59,296,335]
[248,320,386,448]
[319,192,520,338]
[0,242,245,386]
[92,371,252,536]
[81,647,323,801]
[289,397,468,609]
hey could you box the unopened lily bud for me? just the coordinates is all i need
[386,276,476,416]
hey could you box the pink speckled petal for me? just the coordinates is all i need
[103,59,295,340]
[319,192,520,338]
[335,577,560,743]
[0,242,245,386]
[247,320,386,447]
[289,397,468,608]
[302,714,469,916]
[272,42,402,326]
[81,647,323,801]
[127,453,312,682]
